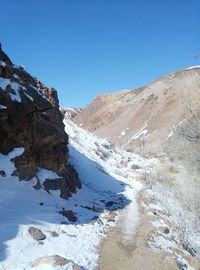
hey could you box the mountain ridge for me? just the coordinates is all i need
[72,66,200,152]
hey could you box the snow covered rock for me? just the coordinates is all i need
[0,46,81,198]
[28,226,46,241]
[33,255,81,269]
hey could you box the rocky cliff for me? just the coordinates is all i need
[0,46,81,198]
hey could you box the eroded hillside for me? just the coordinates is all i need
[73,67,200,152]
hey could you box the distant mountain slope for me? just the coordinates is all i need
[73,67,200,151]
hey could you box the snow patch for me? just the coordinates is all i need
[13,74,19,79]
[150,235,175,252]
[176,256,195,270]
[64,108,77,113]
[118,127,129,138]
[166,130,174,140]
[151,219,167,228]
[185,66,200,70]
[0,60,6,67]
[0,105,7,109]
[24,92,34,101]
[127,123,149,144]
[0,78,26,102]
[37,168,62,185]
[0,147,24,177]
[29,84,48,101]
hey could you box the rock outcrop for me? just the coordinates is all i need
[0,46,81,197]
[28,226,46,241]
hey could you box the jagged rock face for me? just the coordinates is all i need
[0,47,81,197]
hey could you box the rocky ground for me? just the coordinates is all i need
[97,158,200,270]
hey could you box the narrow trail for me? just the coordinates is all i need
[96,195,178,270]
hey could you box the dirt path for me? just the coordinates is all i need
[96,195,178,270]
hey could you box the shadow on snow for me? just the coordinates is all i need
[0,145,131,268]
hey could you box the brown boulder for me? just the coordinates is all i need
[28,226,46,241]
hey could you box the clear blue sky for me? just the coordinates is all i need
[1,0,200,107]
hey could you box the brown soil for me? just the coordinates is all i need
[96,197,178,270]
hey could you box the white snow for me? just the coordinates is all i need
[62,108,79,119]
[0,78,12,90]
[127,123,150,145]
[119,187,140,244]
[0,147,109,269]
[118,127,129,138]
[0,117,157,270]
[0,77,48,103]
[64,108,77,113]
[151,219,167,228]
[185,66,200,70]
[176,256,195,270]
[148,203,165,212]
[0,78,26,102]
[37,168,62,185]
[0,105,7,109]
[132,123,148,140]
[29,84,48,101]
[149,235,175,252]
[0,60,6,67]
[0,147,25,176]
[133,129,148,140]
[64,118,156,245]
[24,92,34,101]
[166,130,174,140]
[166,120,186,141]
[13,73,19,79]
